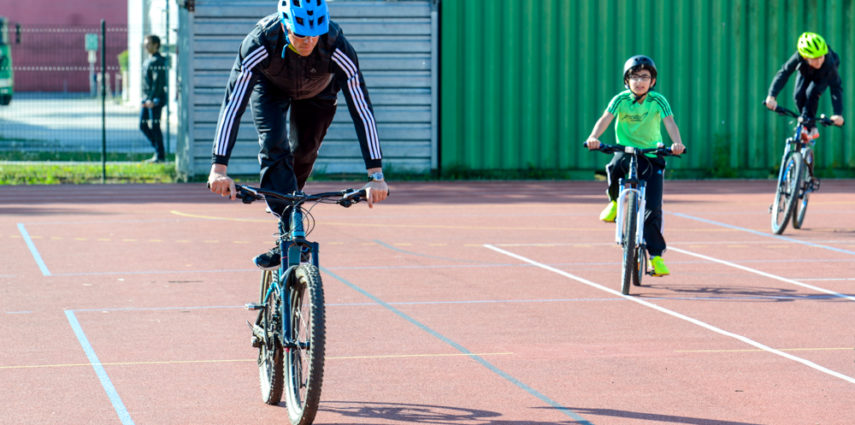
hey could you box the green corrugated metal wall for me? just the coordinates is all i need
[440,0,855,176]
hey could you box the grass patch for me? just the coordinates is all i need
[0,161,178,184]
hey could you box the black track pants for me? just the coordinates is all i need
[605,152,667,257]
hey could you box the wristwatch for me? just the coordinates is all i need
[368,171,384,181]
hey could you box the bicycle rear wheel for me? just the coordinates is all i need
[284,264,326,425]
[633,245,646,287]
[258,270,284,405]
[771,153,803,235]
[621,195,638,295]
[792,150,812,229]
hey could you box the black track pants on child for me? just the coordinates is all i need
[250,79,337,217]
[605,152,667,257]
[793,74,829,127]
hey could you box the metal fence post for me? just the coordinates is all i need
[101,19,107,183]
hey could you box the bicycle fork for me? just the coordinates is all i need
[614,180,647,246]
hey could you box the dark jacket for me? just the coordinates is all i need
[212,15,381,168]
[768,50,843,115]
[142,52,167,106]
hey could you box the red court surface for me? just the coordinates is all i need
[1,180,854,425]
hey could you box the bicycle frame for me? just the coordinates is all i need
[256,204,321,350]
[614,150,647,249]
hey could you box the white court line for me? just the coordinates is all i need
[670,247,855,302]
[483,244,855,385]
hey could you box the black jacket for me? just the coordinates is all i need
[142,52,167,106]
[768,50,843,115]
[212,15,381,168]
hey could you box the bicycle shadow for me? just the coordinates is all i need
[537,406,762,425]
[318,400,581,424]
[637,284,854,302]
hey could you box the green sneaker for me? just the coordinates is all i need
[599,201,617,222]
[650,256,670,277]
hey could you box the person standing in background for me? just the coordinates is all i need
[140,34,167,162]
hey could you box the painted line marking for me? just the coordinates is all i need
[321,266,593,424]
[65,310,134,425]
[17,223,51,276]
[484,244,855,385]
[670,247,855,302]
[0,352,515,370]
[678,347,855,354]
[670,211,855,256]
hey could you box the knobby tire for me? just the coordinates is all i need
[792,150,812,229]
[258,269,284,405]
[771,153,803,235]
[284,264,326,425]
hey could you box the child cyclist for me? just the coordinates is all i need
[765,32,845,138]
[585,55,686,277]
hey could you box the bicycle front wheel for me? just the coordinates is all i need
[621,195,638,295]
[284,264,326,425]
[771,152,803,235]
[792,150,812,229]
[258,270,284,405]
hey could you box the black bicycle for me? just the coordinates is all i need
[585,142,683,295]
[239,184,366,425]
[766,105,838,234]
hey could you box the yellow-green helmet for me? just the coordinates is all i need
[797,32,828,59]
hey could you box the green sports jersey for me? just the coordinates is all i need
[605,90,673,149]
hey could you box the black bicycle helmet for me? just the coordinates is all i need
[623,55,658,89]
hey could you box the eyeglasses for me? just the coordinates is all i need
[628,75,652,82]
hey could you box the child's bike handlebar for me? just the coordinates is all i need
[583,142,686,157]
[763,102,839,127]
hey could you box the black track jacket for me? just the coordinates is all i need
[212,14,381,168]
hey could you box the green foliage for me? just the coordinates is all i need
[117,50,129,73]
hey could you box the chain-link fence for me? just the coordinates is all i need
[0,20,175,164]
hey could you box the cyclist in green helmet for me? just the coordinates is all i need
[765,32,845,135]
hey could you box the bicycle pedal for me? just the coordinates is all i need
[245,303,265,311]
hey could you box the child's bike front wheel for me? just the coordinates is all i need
[284,264,326,425]
[771,152,804,235]
[620,195,638,295]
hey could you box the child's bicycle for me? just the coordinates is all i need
[585,142,683,295]
[237,184,367,425]
[766,104,838,235]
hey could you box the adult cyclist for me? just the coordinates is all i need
[207,0,389,269]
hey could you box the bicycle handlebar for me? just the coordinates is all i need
[582,142,686,157]
[763,102,837,127]
[235,184,368,208]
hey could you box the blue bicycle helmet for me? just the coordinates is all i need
[278,0,329,37]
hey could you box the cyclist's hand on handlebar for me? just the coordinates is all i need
[670,142,686,155]
[831,115,845,126]
[764,96,777,111]
[585,137,601,150]
[363,179,389,209]
[208,164,236,200]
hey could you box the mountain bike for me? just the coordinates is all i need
[586,142,683,295]
[238,184,366,425]
[766,104,837,235]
